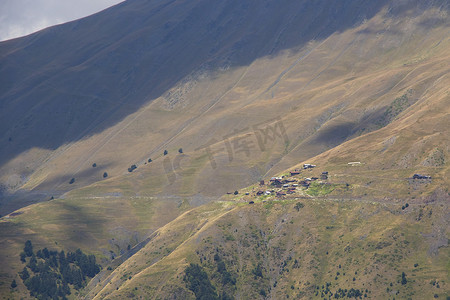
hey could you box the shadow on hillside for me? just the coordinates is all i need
[0,162,114,215]
[0,0,448,170]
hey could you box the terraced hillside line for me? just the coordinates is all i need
[144,8,329,160]
[264,33,335,94]
[24,22,217,192]
[19,89,140,189]
[260,34,363,179]
[145,63,253,159]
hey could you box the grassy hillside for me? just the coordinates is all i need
[86,194,448,299]
[1,0,449,214]
[0,0,449,299]
[0,188,197,299]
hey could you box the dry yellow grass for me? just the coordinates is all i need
[0,2,449,299]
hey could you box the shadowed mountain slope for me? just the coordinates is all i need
[0,1,449,298]
[0,0,390,165]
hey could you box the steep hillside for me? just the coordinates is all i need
[0,0,449,299]
[86,195,449,299]
[1,0,449,214]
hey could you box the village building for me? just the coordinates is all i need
[270,177,283,187]
[286,187,296,194]
[299,180,310,187]
[303,163,316,169]
[290,170,301,176]
[284,178,296,183]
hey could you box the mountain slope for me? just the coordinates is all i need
[0,0,449,299]
[88,196,449,299]
[1,0,449,214]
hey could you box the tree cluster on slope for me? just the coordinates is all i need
[18,240,101,300]
[184,263,218,300]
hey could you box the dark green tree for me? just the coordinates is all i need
[19,267,30,280]
[401,272,407,285]
[184,264,218,300]
[11,279,17,288]
[27,255,38,273]
[20,252,26,263]
[24,240,33,257]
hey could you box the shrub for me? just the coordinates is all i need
[178,148,183,154]
[401,272,407,285]
[164,150,168,156]
[148,158,152,163]
[92,163,97,168]
[234,190,239,195]
[295,202,304,211]
[103,172,108,178]
[69,178,75,184]
[128,165,137,172]
[11,279,17,288]
[252,263,263,278]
